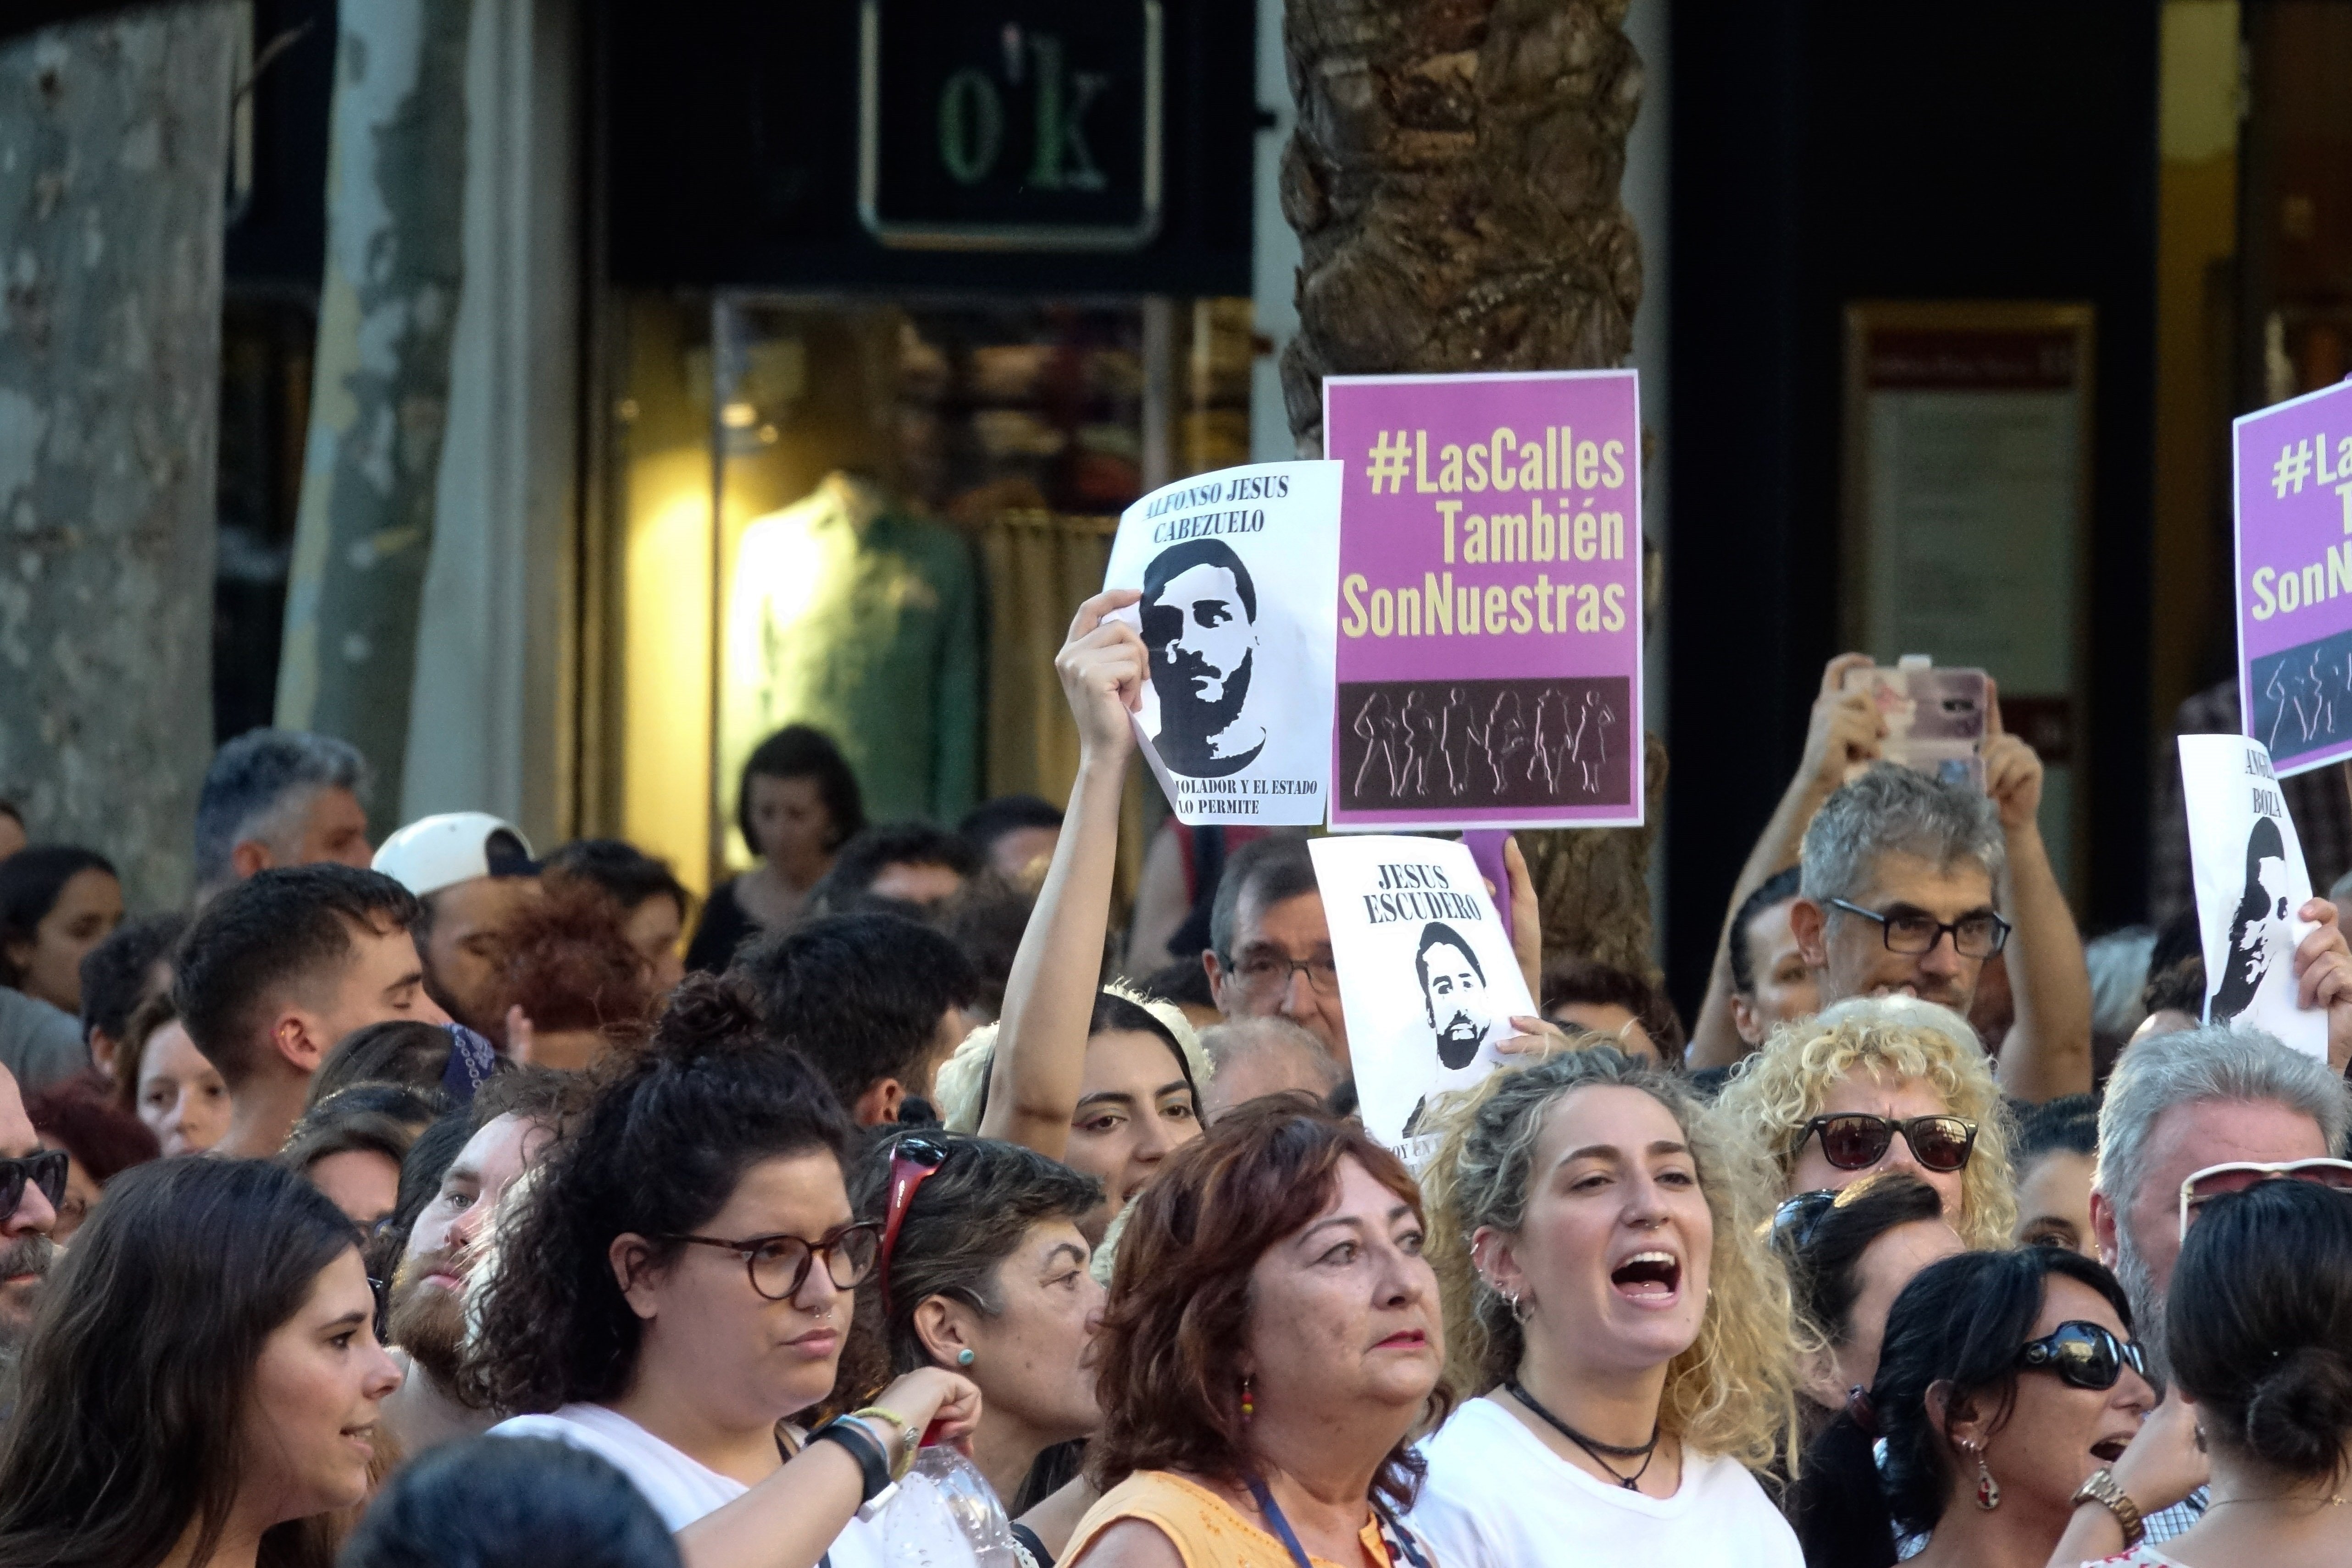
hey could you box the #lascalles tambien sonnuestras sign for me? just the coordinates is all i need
[1322,370,1645,830]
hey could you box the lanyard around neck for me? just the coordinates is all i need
[1245,1474,1321,1568]
[1243,1474,1422,1568]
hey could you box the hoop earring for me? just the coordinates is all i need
[1507,1290,1535,1324]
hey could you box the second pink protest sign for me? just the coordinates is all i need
[1323,370,1646,830]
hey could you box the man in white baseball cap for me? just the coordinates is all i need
[373,814,541,1042]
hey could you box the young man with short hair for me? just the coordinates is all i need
[173,865,447,1158]
[733,911,978,1124]
[1725,865,1816,1048]
[373,813,542,1040]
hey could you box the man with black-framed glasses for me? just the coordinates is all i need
[1786,746,2095,1103]
[0,1061,60,1414]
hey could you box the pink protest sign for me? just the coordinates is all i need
[1323,370,1644,829]
[2235,376,2352,777]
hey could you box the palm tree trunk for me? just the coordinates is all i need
[1281,0,1662,983]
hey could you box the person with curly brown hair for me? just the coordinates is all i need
[1063,1099,1449,1568]
[487,879,660,1072]
[467,976,979,1568]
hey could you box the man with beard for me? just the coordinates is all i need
[0,1062,60,1419]
[2083,1025,2352,1544]
[1140,538,1264,777]
[1416,922,1492,1071]
[379,1073,570,1457]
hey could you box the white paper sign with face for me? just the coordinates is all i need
[1102,461,1342,827]
[1309,835,1537,1150]
[2180,734,2328,1060]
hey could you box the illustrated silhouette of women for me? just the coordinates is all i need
[2211,813,2300,1027]
[1529,687,1569,794]
[1441,687,1477,797]
[1400,690,1438,796]
[1351,690,1400,799]
[1575,688,1615,791]
[1485,690,1528,794]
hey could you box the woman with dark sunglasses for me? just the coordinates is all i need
[466,976,981,1568]
[1847,1247,2190,1568]
[1713,995,2017,1249]
[838,1131,1107,1564]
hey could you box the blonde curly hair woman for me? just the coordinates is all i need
[1408,1048,1804,1567]
[1712,994,2016,1250]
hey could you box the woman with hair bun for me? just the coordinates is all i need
[2060,1177,2352,1565]
[466,974,980,1568]
[1409,1048,1803,1565]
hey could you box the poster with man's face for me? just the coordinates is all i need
[1104,462,1342,826]
[1309,835,1537,1152]
[2180,734,2328,1060]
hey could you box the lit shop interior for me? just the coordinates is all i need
[584,1,1255,894]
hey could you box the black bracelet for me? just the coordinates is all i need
[810,1416,894,1506]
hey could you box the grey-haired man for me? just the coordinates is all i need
[2049,1026,2352,1551]
[1786,749,2095,1100]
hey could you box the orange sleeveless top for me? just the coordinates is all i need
[1063,1471,1412,1568]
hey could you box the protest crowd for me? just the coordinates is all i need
[3,585,2352,1568]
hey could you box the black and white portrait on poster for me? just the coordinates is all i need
[1309,835,1537,1152]
[2180,734,2328,1060]
[1104,461,1342,826]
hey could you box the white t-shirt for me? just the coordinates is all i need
[1405,1396,1803,1568]
[489,1403,885,1568]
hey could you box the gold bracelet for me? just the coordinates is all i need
[853,1405,919,1481]
[2069,1468,2146,1549]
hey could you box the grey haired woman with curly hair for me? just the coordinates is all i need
[1407,1048,1804,1566]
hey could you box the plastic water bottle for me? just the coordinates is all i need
[878,1444,1017,1568]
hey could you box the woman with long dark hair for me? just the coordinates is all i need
[466,975,979,1568]
[0,1157,400,1568]
[0,844,122,1019]
[1855,1246,2171,1568]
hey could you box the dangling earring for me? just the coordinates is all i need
[1240,1376,1256,1423]
[1962,1440,2000,1510]
[955,1348,976,1367]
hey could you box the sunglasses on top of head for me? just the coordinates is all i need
[1792,1113,1977,1174]
[2176,1157,2352,1242]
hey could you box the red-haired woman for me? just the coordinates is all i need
[1064,1098,1449,1568]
